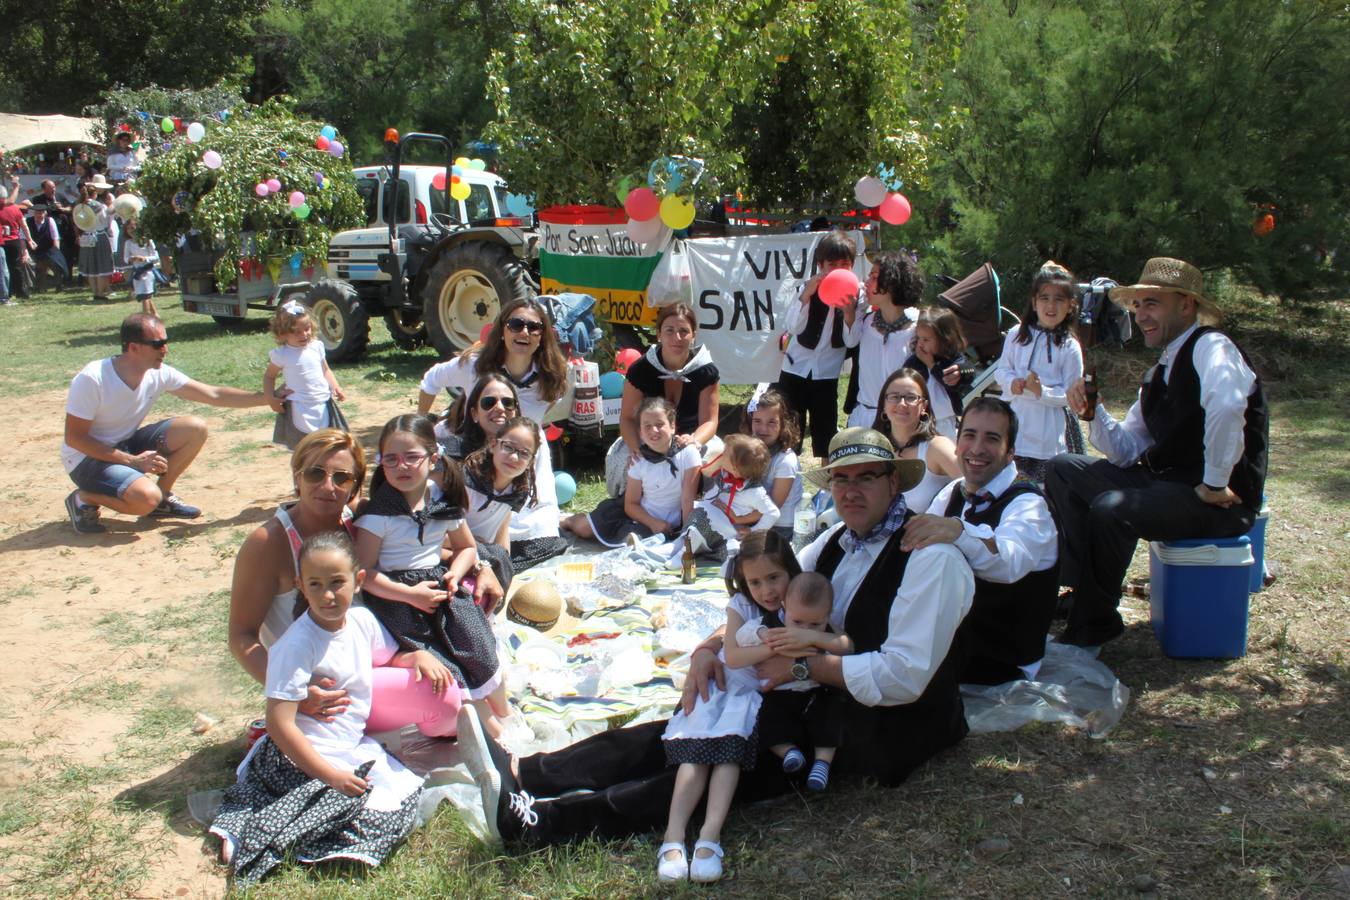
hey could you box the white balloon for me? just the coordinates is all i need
[627,216,664,244]
[186,121,206,143]
[854,175,888,208]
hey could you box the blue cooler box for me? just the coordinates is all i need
[1247,504,1269,593]
[1149,536,1254,658]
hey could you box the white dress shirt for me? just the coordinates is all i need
[1089,323,1257,487]
[780,282,860,379]
[845,305,919,427]
[925,462,1059,584]
[799,523,974,707]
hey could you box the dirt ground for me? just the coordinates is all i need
[0,389,411,898]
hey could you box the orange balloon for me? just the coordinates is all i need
[1253,213,1275,237]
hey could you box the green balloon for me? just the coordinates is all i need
[294,203,312,219]
[615,175,633,204]
[161,117,174,134]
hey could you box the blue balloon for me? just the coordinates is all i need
[320,125,337,140]
[599,371,625,400]
[554,472,577,505]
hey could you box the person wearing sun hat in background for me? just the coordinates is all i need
[1047,257,1269,649]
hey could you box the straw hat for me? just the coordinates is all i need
[86,175,115,192]
[805,427,926,491]
[504,579,577,636]
[1109,257,1221,325]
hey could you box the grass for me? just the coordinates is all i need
[0,281,1347,897]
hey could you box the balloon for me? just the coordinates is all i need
[72,203,97,231]
[293,203,311,219]
[599,371,625,399]
[278,149,288,160]
[452,165,464,177]
[315,136,331,151]
[314,172,325,187]
[470,158,487,171]
[544,424,563,442]
[450,175,461,185]
[878,192,912,226]
[854,175,887,208]
[450,182,470,201]
[288,191,306,208]
[174,117,183,131]
[266,178,282,193]
[290,252,303,271]
[818,268,860,307]
[627,216,663,244]
[660,194,696,230]
[454,156,471,169]
[201,150,223,169]
[554,472,577,506]
[255,182,270,197]
[431,173,447,191]
[320,125,337,140]
[1253,213,1276,237]
[614,347,642,375]
[161,117,174,134]
[624,187,660,221]
[327,141,345,158]
[614,175,635,204]
[479,323,494,344]
[186,122,205,143]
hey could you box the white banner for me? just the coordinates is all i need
[681,231,868,384]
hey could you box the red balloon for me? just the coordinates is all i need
[624,187,660,221]
[479,323,494,345]
[818,268,860,307]
[315,136,331,151]
[544,424,563,442]
[614,347,642,375]
[431,173,447,191]
[878,192,912,226]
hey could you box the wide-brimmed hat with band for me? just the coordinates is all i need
[503,578,577,637]
[1109,257,1222,325]
[805,427,927,492]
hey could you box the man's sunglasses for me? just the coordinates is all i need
[505,317,545,336]
[135,339,170,349]
[300,467,357,488]
[479,395,518,411]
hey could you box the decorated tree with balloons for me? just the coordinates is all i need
[135,97,363,288]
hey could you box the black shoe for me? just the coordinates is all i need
[457,706,538,844]
[147,492,201,519]
[1053,591,1075,620]
[1057,615,1125,649]
[65,490,105,534]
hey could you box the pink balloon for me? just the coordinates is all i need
[201,150,222,169]
[266,178,282,193]
[627,216,663,244]
[288,191,306,208]
[479,323,493,344]
[818,268,860,307]
[624,187,660,221]
[614,347,642,375]
[879,192,912,226]
[255,182,270,197]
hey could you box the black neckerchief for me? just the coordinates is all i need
[639,442,679,476]
[869,306,911,343]
[467,470,528,513]
[504,366,539,390]
[365,480,462,543]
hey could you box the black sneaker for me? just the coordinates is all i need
[456,706,538,843]
[65,490,105,534]
[147,492,201,519]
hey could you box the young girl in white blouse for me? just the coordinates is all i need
[265,301,348,450]
[993,261,1084,483]
[462,416,538,554]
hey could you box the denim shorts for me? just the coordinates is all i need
[68,419,174,498]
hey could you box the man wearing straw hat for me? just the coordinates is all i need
[1049,257,1268,649]
[455,427,976,846]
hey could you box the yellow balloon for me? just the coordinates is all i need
[454,156,472,169]
[659,194,695,230]
[450,182,471,201]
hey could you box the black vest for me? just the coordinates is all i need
[795,291,846,351]
[943,483,1059,671]
[1140,326,1268,509]
[28,216,56,254]
[814,519,967,720]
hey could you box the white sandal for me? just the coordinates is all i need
[690,839,724,882]
[656,841,688,882]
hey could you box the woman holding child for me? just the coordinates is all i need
[228,429,483,738]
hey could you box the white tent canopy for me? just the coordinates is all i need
[0,113,103,152]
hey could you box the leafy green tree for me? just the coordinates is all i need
[918,0,1350,296]
[484,0,965,208]
[84,83,245,147]
[135,98,364,285]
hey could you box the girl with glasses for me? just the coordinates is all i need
[416,297,569,424]
[871,368,961,513]
[462,416,538,583]
[356,415,513,739]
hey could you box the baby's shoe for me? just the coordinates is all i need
[806,759,831,792]
[781,747,806,774]
[690,840,724,883]
[657,842,688,883]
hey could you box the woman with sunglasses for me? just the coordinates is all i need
[444,374,568,570]
[228,430,467,739]
[417,298,569,425]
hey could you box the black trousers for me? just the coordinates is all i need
[759,687,845,751]
[773,370,841,460]
[515,694,967,845]
[2,242,27,297]
[1045,454,1256,635]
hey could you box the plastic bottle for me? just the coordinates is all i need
[793,491,817,551]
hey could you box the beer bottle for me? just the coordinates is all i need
[681,536,696,584]
[1082,368,1099,422]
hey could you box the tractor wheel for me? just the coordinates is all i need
[420,242,534,359]
[383,308,427,351]
[306,279,370,362]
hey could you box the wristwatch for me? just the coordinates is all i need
[790,659,810,681]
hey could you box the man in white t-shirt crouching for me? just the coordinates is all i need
[62,313,269,533]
